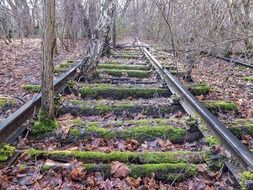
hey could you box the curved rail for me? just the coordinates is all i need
[139,44,253,170]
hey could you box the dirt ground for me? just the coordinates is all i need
[0,38,84,101]
[192,57,253,119]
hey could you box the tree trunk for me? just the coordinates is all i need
[81,0,116,79]
[184,53,195,82]
[112,6,116,48]
[41,0,56,118]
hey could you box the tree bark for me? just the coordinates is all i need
[81,0,116,78]
[112,5,117,48]
[41,0,56,118]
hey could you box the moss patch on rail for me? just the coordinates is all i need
[54,60,75,73]
[228,119,253,139]
[0,96,16,108]
[203,100,238,113]
[69,123,187,143]
[21,84,40,93]
[188,83,211,96]
[79,84,169,99]
[27,149,203,164]
[98,69,151,78]
[98,64,150,71]
[0,144,16,162]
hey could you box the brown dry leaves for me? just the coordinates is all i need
[71,166,86,181]
[111,161,130,178]
[0,39,83,120]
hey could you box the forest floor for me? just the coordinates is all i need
[0,38,84,99]
[0,38,85,120]
[192,57,253,119]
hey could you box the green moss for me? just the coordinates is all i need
[63,99,177,116]
[41,165,51,172]
[241,171,253,190]
[0,96,16,108]
[54,60,75,73]
[202,151,224,170]
[125,118,183,127]
[21,84,40,93]
[130,163,197,181]
[0,144,16,162]
[169,70,185,76]
[205,135,220,146]
[170,94,181,104]
[189,83,210,96]
[244,76,253,82]
[32,109,59,136]
[98,64,150,71]
[203,100,238,113]
[54,94,61,108]
[71,118,84,126]
[98,69,151,78]
[69,118,185,130]
[69,99,134,114]
[228,119,253,138]
[72,123,187,143]
[119,126,186,142]
[36,152,198,181]
[26,149,203,164]
[186,117,199,128]
[69,127,81,138]
[79,84,169,99]
[67,80,75,88]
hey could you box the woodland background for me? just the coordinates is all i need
[0,0,252,57]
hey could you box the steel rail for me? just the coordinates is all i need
[214,55,253,69]
[0,58,88,143]
[140,45,253,170]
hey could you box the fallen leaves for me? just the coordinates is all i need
[0,39,83,120]
[125,177,141,187]
[196,164,208,173]
[58,113,75,135]
[192,57,253,118]
[111,161,130,178]
[71,165,86,181]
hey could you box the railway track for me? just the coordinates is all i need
[0,44,252,189]
[213,55,253,70]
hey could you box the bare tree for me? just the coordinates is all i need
[41,0,56,118]
[81,0,116,78]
